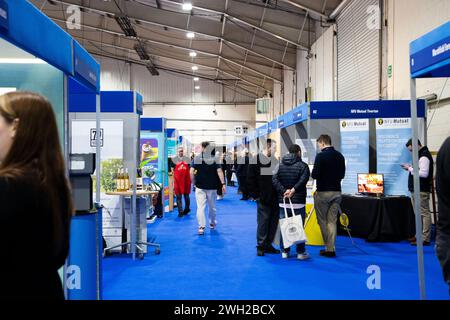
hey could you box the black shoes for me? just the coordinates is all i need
[257,245,280,256]
[183,208,191,216]
[177,212,184,218]
[320,250,336,258]
[257,247,265,256]
[240,197,250,201]
[264,245,281,254]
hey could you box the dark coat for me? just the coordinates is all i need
[311,146,345,192]
[236,155,250,177]
[436,137,450,288]
[272,153,310,204]
[0,175,69,300]
[247,153,279,206]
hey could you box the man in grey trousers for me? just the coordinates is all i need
[312,135,346,258]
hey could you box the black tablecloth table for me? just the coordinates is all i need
[339,194,416,242]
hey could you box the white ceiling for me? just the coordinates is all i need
[31,0,343,98]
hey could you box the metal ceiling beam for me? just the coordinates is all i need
[235,0,270,96]
[48,16,281,82]
[216,0,229,80]
[46,0,294,69]
[87,50,259,99]
[77,36,272,93]
[278,0,329,19]
[155,0,309,50]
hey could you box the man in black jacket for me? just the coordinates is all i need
[273,144,311,260]
[236,149,250,200]
[247,139,280,256]
[401,139,434,246]
[435,137,450,291]
[312,135,345,258]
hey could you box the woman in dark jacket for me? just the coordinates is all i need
[272,144,310,260]
[0,92,73,300]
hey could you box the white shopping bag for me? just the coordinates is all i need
[279,198,307,248]
[231,172,238,183]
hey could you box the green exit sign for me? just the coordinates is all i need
[388,65,392,78]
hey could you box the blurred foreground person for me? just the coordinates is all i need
[436,137,450,291]
[0,92,73,300]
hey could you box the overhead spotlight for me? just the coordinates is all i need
[189,51,197,57]
[146,62,159,76]
[134,42,150,60]
[193,77,199,81]
[191,65,198,71]
[115,15,137,37]
[186,32,195,39]
[195,86,200,90]
[182,3,193,11]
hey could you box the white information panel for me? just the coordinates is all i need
[71,120,125,252]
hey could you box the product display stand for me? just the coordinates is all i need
[104,190,160,259]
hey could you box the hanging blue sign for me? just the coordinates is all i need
[292,103,308,123]
[410,21,450,78]
[278,115,285,129]
[310,100,425,119]
[257,124,268,137]
[74,41,100,91]
[0,0,8,31]
[268,120,278,133]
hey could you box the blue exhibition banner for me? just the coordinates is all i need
[310,100,425,119]
[410,21,450,78]
[376,118,412,196]
[339,119,370,194]
[66,210,101,300]
[0,0,8,31]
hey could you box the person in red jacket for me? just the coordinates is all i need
[173,148,192,217]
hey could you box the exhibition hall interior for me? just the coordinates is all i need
[1,0,450,302]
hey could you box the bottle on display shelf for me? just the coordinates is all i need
[119,168,125,191]
[116,168,121,191]
[124,168,130,191]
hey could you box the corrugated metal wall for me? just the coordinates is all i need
[131,64,254,103]
[337,0,381,100]
[95,55,131,91]
[94,55,254,103]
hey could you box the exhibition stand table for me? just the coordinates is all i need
[340,195,415,242]
[105,191,160,259]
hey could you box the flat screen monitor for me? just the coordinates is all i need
[357,173,384,195]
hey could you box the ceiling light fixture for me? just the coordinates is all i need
[186,32,195,39]
[115,15,137,37]
[146,62,160,76]
[134,42,150,60]
[195,86,200,90]
[182,3,193,11]
[191,65,198,71]
[189,51,197,57]
[193,77,199,81]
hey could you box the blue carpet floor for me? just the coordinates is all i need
[103,187,449,300]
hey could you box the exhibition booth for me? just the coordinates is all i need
[409,20,450,300]
[141,118,170,214]
[0,0,102,300]
[69,87,160,264]
[245,99,427,244]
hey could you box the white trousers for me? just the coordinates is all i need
[195,188,217,228]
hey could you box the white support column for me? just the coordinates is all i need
[410,77,427,300]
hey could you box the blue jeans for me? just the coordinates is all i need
[279,206,306,254]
